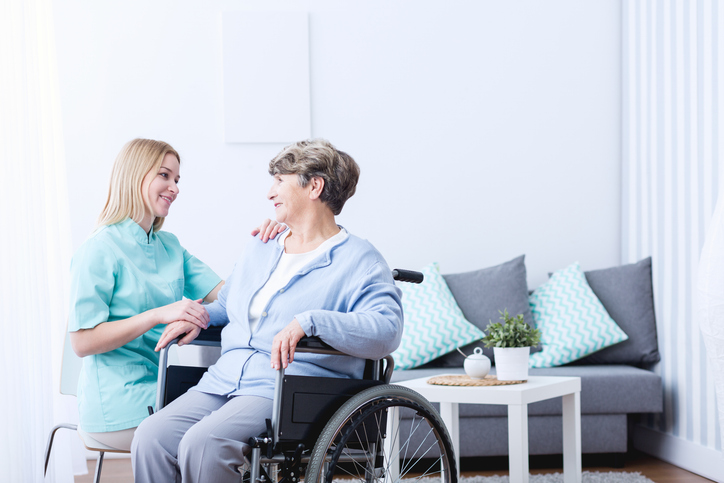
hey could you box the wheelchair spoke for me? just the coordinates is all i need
[397,414,440,481]
[409,454,448,482]
[306,385,456,483]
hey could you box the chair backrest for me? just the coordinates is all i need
[60,330,82,397]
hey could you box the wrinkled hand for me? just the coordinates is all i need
[252,219,285,243]
[154,299,209,329]
[271,319,306,370]
[156,321,202,351]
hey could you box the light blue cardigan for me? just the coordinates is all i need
[193,229,404,400]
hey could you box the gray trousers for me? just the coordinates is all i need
[131,390,273,483]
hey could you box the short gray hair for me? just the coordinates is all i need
[268,139,360,215]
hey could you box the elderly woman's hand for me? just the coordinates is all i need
[271,319,306,370]
[155,321,202,351]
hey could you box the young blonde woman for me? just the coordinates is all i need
[68,138,281,451]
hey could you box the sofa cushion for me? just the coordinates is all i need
[392,262,485,370]
[390,365,663,416]
[420,255,535,368]
[529,262,629,368]
[465,414,629,456]
[575,257,660,366]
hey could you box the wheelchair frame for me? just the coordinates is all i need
[153,268,457,483]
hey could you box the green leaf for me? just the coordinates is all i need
[479,308,541,348]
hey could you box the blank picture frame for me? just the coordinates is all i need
[222,11,311,143]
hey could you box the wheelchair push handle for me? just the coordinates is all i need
[392,268,424,284]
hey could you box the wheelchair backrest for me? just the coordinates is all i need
[275,374,384,449]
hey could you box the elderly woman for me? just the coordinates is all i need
[131,139,403,483]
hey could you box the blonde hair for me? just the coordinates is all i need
[97,138,180,232]
[268,139,359,216]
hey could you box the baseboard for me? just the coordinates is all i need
[633,424,724,483]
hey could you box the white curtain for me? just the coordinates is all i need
[0,0,77,480]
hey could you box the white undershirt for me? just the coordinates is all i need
[247,228,348,333]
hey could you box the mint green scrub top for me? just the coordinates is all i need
[68,219,222,432]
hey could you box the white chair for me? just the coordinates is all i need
[43,331,129,483]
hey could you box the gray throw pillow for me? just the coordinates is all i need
[419,255,536,368]
[575,257,660,366]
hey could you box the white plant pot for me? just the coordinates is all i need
[493,346,530,381]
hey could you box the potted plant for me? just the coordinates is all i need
[481,309,541,381]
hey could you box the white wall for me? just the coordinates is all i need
[53,0,621,289]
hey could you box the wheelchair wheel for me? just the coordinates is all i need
[305,384,456,483]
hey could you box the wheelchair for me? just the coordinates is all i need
[156,268,457,483]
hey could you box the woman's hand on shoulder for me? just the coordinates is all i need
[153,299,209,329]
[271,318,306,370]
[156,321,202,351]
[252,219,285,243]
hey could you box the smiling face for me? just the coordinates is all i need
[267,173,311,225]
[140,152,180,230]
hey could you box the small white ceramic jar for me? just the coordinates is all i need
[463,347,491,379]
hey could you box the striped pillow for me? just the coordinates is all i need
[392,263,485,370]
[529,262,628,368]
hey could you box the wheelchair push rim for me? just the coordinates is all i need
[305,384,457,483]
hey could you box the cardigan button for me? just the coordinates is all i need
[262,312,267,317]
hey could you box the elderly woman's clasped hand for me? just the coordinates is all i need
[155,320,204,351]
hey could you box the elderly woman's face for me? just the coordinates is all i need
[267,174,310,224]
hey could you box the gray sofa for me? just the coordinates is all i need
[389,256,663,461]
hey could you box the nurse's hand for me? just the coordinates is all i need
[271,318,306,370]
[252,219,285,243]
[153,299,209,329]
[156,321,201,351]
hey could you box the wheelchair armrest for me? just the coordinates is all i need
[294,337,394,380]
[295,337,394,380]
[295,336,340,355]
[192,325,223,345]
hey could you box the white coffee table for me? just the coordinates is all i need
[394,375,581,483]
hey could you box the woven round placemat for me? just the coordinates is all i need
[426,374,526,386]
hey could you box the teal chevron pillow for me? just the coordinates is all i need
[392,263,485,370]
[528,262,629,368]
